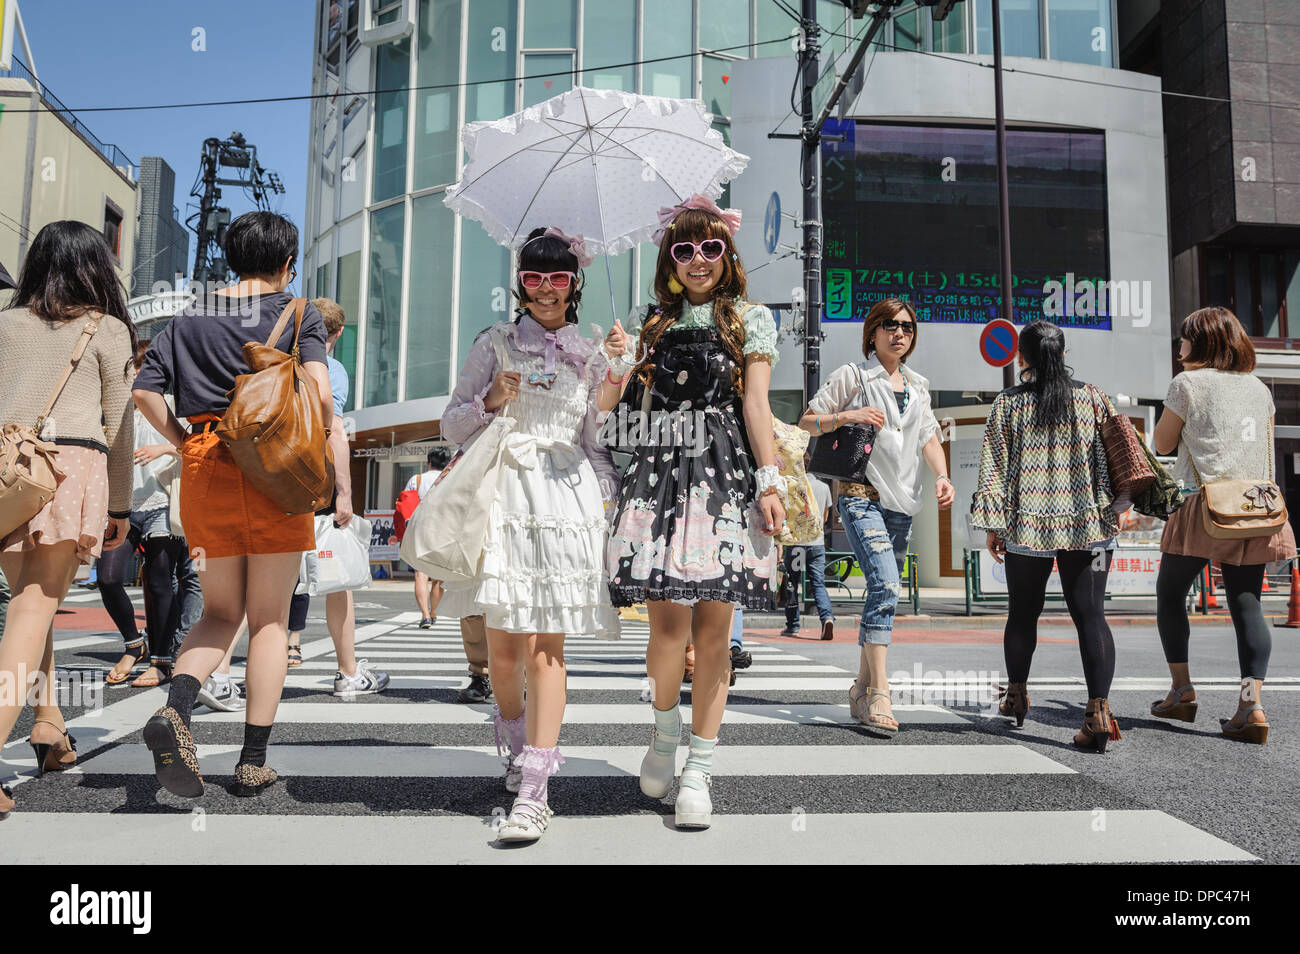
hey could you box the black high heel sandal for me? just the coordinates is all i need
[28,720,77,777]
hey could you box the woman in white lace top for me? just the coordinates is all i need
[1151,306,1296,744]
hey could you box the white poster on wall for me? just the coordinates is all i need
[948,427,987,572]
[976,547,1163,596]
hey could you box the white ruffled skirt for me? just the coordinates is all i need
[436,441,621,639]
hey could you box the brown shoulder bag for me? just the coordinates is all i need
[1190,423,1288,540]
[0,315,101,537]
[215,298,334,515]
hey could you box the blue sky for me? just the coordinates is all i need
[18,0,316,245]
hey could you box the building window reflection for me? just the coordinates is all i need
[643,0,693,98]
[413,0,461,190]
[467,0,518,121]
[582,0,635,90]
[372,39,410,202]
[406,194,456,399]
[365,203,405,407]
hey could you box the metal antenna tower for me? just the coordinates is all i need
[187,131,286,286]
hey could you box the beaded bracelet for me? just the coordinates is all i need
[605,369,629,386]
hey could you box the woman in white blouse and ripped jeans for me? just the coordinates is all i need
[799,298,954,737]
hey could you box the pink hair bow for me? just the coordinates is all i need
[543,227,594,268]
[651,194,742,246]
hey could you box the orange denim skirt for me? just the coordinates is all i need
[179,415,315,560]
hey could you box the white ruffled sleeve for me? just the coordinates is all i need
[441,329,501,446]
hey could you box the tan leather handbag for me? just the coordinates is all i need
[215,298,334,515]
[1190,424,1289,540]
[0,315,100,538]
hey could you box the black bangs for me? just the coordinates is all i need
[518,230,579,274]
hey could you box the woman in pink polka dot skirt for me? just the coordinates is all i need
[0,222,136,819]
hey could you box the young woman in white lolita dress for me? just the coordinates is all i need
[438,227,621,844]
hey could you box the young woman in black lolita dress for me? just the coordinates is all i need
[599,197,785,830]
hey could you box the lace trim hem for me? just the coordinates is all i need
[610,583,776,610]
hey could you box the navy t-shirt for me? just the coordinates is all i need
[135,292,328,418]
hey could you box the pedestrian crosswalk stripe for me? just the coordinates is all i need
[0,811,1254,864]
[66,742,1074,778]
[283,674,862,690]
[189,702,968,726]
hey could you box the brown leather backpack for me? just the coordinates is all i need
[215,298,334,515]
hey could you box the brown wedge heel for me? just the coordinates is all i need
[1150,683,1198,723]
[1220,704,1269,745]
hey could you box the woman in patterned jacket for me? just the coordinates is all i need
[971,320,1122,752]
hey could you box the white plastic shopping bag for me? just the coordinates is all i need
[297,515,373,596]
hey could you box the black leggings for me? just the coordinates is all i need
[96,536,141,644]
[1156,553,1270,679]
[289,588,310,634]
[1004,549,1116,698]
[141,536,189,664]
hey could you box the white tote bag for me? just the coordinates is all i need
[298,514,373,596]
[400,326,515,584]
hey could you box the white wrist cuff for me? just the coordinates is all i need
[755,465,781,496]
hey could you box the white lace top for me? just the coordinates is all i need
[1164,368,1276,488]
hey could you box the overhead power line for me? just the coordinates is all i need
[0,36,795,116]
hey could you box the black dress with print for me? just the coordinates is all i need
[605,325,778,609]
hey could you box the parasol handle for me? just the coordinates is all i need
[602,253,617,324]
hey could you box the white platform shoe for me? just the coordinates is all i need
[640,704,682,798]
[674,734,717,829]
[674,770,713,828]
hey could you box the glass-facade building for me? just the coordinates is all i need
[303,0,1121,500]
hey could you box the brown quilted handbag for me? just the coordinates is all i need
[1091,384,1155,499]
[215,298,334,515]
[1100,413,1156,499]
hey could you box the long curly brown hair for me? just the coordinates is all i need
[637,208,750,396]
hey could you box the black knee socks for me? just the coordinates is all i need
[165,674,202,727]
[238,724,273,768]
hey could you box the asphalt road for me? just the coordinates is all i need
[2,583,1295,863]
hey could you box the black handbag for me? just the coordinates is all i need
[809,364,876,483]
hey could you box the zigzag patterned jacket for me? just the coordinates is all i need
[971,380,1119,551]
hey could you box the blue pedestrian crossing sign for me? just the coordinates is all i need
[980,319,1018,367]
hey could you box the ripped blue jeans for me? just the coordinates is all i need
[837,496,913,646]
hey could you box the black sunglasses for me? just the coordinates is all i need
[881,318,916,335]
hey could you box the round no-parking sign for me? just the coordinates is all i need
[979,319,1018,367]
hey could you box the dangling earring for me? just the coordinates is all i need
[667,275,684,295]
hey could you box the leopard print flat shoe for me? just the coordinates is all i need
[233,763,278,798]
[143,706,204,798]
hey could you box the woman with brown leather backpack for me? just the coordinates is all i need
[132,211,335,799]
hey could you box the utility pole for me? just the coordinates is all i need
[799,0,823,406]
[771,1,900,401]
[772,2,960,401]
[188,131,285,286]
[991,0,1015,388]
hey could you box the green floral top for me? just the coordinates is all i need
[626,299,780,365]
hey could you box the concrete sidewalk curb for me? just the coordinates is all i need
[739,612,1286,631]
